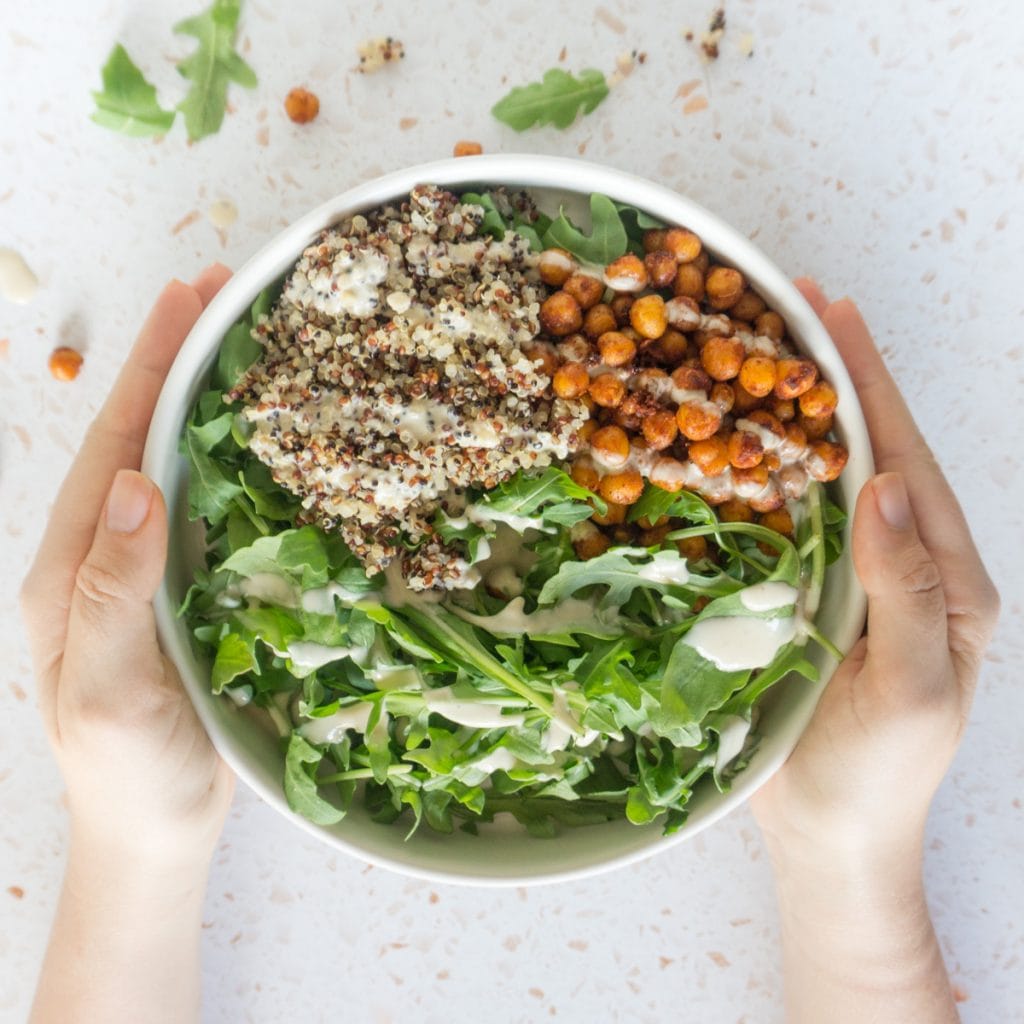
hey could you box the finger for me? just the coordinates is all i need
[821,297,997,671]
[852,473,949,696]
[191,262,233,307]
[793,277,829,318]
[23,279,205,691]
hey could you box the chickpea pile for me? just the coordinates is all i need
[528,226,849,559]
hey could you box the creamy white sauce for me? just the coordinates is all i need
[239,573,298,608]
[543,687,602,752]
[739,580,799,612]
[637,551,691,585]
[469,747,520,773]
[207,199,238,229]
[685,613,797,671]
[299,701,373,743]
[368,663,423,690]
[450,596,621,638]
[225,683,253,707]
[464,504,547,533]
[0,248,39,304]
[301,581,373,615]
[713,715,751,775]
[422,686,526,729]
[486,563,523,598]
[735,417,784,453]
[286,641,369,672]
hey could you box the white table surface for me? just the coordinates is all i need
[2,2,1023,1021]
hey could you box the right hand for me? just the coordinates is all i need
[751,280,999,867]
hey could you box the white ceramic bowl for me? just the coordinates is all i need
[142,155,872,886]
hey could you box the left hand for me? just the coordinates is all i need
[21,265,236,869]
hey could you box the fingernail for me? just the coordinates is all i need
[875,473,912,531]
[106,470,153,534]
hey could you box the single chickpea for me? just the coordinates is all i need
[564,273,605,311]
[799,412,834,440]
[729,318,753,335]
[629,294,669,340]
[599,469,645,505]
[781,421,808,459]
[638,522,671,547]
[806,440,849,482]
[664,295,702,332]
[48,346,84,381]
[730,289,767,322]
[604,253,649,293]
[762,452,782,472]
[556,333,592,363]
[663,227,702,263]
[727,429,765,468]
[610,294,634,327]
[573,522,612,560]
[774,358,819,399]
[613,404,644,431]
[538,248,577,287]
[738,356,777,397]
[570,457,601,492]
[644,250,679,289]
[676,401,722,441]
[719,499,754,524]
[575,419,599,445]
[798,380,839,419]
[452,139,483,157]
[771,397,796,422]
[759,508,795,537]
[636,513,670,530]
[748,481,785,513]
[591,500,627,526]
[633,367,670,397]
[671,365,713,393]
[540,291,583,336]
[610,524,637,545]
[732,379,765,413]
[710,382,734,413]
[642,410,679,450]
[673,263,705,302]
[692,251,710,273]
[677,534,709,562]
[733,463,770,495]
[649,455,688,492]
[583,302,618,339]
[590,424,631,467]
[284,87,320,123]
[590,373,627,408]
[744,408,786,441]
[705,266,746,310]
[755,310,786,341]
[523,341,558,377]
[652,327,689,365]
[643,228,668,253]
[598,331,637,367]
[552,361,590,398]
[700,336,746,381]
[687,436,730,476]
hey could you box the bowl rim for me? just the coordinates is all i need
[142,154,872,886]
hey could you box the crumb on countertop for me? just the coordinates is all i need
[357,36,405,73]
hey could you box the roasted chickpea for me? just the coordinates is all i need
[798,380,839,419]
[642,228,668,253]
[700,336,746,381]
[552,361,590,399]
[782,421,808,456]
[632,367,670,398]
[598,331,637,367]
[599,469,644,505]
[591,500,627,526]
[692,251,710,274]
[705,266,745,310]
[755,310,786,341]
[771,397,796,422]
[806,440,849,482]
[570,456,601,492]
[649,455,689,493]
[642,410,679,450]
[604,253,649,293]
[732,462,770,493]
[778,464,810,501]
[664,295,702,332]
[677,534,709,562]
[673,263,705,302]
[638,522,671,547]
[719,499,754,524]
[744,408,786,443]
[540,291,583,336]
[572,522,612,560]
[762,452,782,472]
[732,379,765,413]
[687,436,730,476]
[676,401,722,441]
[710,382,734,413]
[590,373,627,408]
[564,273,605,311]
[730,288,767,322]
[538,247,577,287]
[663,227,702,264]
[523,341,558,376]
[610,294,634,326]
[738,356,777,397]
[759,507,795,537]
[613,404,644,431]
[583,302,617,339]
[644,250,679,289]
[610,524,637,545]
[629,294,669,340]
[727,429,764,469]
[575,418,598,446]
[799,412,834,440]
[774,358,819,399]
[590,424,631,467]
[670,365,712,393]
[556,333,591,363]
[651,327,689,365]
[748,481,784,513]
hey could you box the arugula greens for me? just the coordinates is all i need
[491,68,609,131]
[91,45,176,137]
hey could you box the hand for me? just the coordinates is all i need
[751,281,999,864]
[21,265,236,871]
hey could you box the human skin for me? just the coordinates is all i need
[750,279,1000,1023]
[20,271,998,1023]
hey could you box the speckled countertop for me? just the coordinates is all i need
[2,2,1023,1021]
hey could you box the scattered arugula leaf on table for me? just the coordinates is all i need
[91,44,177,137]
[491,68,609,131]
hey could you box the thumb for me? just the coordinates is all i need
[852,472,948,681]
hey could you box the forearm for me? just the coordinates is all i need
[31,832,210,1024]
[770,840,959,1024]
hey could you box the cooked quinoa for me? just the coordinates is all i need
[230,186,587,589]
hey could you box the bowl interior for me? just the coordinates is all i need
[144,155,871,886]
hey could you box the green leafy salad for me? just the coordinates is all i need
[180,186,848,838]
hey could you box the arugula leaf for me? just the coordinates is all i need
[184,429,244,523]
[219,526,329,588]
[459,192,510,240]
[479,466,605,521]
[656,640,751,741]
[283,735,347,825]
[537,547,693,608]
[174,0,257,142]
[543,194,629,265]
[91,44,176,137]
[491,68,609,131]
[211,631,256,693]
